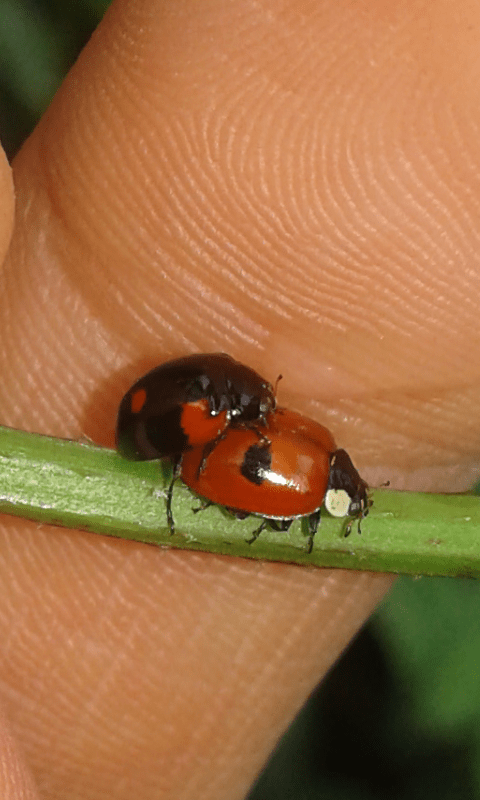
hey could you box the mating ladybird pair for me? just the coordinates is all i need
[116,353,370,552]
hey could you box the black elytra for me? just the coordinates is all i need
[116,352,275,462]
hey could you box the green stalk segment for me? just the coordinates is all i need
[0,425,479,577]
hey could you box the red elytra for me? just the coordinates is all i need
[180,407,336,521]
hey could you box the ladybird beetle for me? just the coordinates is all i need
[116,353,275,462]
[178,407,370,552]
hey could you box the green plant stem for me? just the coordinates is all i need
[0,425,478,577]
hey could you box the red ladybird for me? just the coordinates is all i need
[116,353,275,462]
[178,407,369,552]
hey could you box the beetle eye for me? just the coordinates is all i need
[259,396,273,415]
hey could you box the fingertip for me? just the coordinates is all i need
[0,711,39,799]
[0,147,14,266]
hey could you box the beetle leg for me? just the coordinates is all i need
[166,459,182,535]
[269,518,293,532]
[197,430,229,477]
[246,517,293,545]
[246,518,269,544]
[192,498,215,514]
[306,509,321,553]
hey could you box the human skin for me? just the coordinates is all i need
[0,0,480,798]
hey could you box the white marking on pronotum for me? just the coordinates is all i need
[324,488,351,518]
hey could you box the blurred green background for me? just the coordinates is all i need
[0,0,110,158]
[2,2,480,798]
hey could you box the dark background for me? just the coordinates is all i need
[2,2,480,797]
